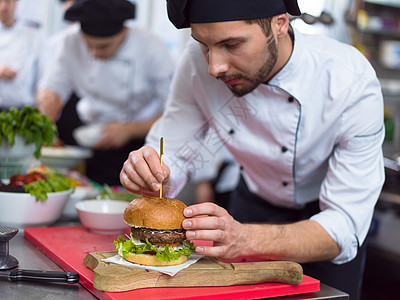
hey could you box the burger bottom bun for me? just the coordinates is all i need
[124,253,188,266]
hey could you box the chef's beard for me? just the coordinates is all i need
[221,37,278,98]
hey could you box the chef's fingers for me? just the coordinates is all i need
[120,162,150,191]
[183,215,226,231]
[194,244,231,258]
[36,90,63,121]
[121,151,154,191]
[141,145,170,185]
[120,171,142,194]
[185,227,226,242]
[92,137,108,150]
[184,202,227,218]
[5,69,17,79]
[0,66,17,79]
[124,146,168,192]
[120,170,160,196]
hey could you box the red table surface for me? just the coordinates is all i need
[24,226,320,300]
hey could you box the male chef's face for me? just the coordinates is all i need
[82,28,127,60]
[191,19,278,97]
[0,0,17,27]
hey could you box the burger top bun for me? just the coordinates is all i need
[124,196,187,230]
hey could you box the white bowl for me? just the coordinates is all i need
[0,189,72,227]
[39,146,92,169]
[0,135,35,158]
[75,200,129,234]
[0,135,35,179]
[73,124,104,148]
[61,186,99,218]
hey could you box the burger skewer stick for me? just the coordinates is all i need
[159,136,164,199]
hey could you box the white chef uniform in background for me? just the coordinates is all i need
[39,23,172,125]
[0,17,45,109]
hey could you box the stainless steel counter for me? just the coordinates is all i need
[2,231,95,300]
[0,229,349,300]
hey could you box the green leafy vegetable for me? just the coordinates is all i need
[114,235,195,262]
[23,173,73,201]
[0,106,57,158]
[101,184,140,201]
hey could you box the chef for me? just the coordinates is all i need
[120,0,384,298]
[37,0,174,185]
[0,0,45,110]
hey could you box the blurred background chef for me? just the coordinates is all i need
[0,0,45,110]
[37,0,174,185]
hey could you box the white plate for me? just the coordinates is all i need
[39,146,93,169]
[73,124,104,148]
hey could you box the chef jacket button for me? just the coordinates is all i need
[288,96,294,103]
[281,146,288,153]
[229,129,235,135]
[240,166,243,171]
[282,181,288,187]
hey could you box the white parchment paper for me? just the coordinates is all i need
[102,253,203,276]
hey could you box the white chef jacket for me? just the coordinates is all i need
[146,28,385,264]
[0,20,45,108]
[39,24,174,124]
[189,127,241,194]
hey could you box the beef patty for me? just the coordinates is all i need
[130,227,186,245]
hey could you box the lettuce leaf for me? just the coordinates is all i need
[114,235,195,262]
[23,173,73,201]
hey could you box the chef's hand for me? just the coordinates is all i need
[93,122,131,150]
[37,89,63,121]
[182,202,246,260]
[0,65,17,80]
[120,145,170,196]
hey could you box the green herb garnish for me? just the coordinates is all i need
[0,106,56,158]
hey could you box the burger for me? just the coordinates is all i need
[114,195,195,266]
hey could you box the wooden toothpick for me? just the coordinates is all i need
[159,137,164,198]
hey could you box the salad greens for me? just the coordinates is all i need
[0,106,56,158]
[101,184,140,201]
[114,235,195,262]
[23,173,73,201]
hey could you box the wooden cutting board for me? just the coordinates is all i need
[84,251,303,292]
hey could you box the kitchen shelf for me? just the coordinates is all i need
[354,27,400,39]
[364,0,400,8]
[380,191,400,206]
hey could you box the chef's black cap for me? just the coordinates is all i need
[64,0,135,37]
[167,0,301,29]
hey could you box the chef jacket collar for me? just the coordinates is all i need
[167,0,301,29]
[266,27,306,105]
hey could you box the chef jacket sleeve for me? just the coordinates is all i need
[310,63,385,264]
[146,40,210,197]
[38,32,74,103]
